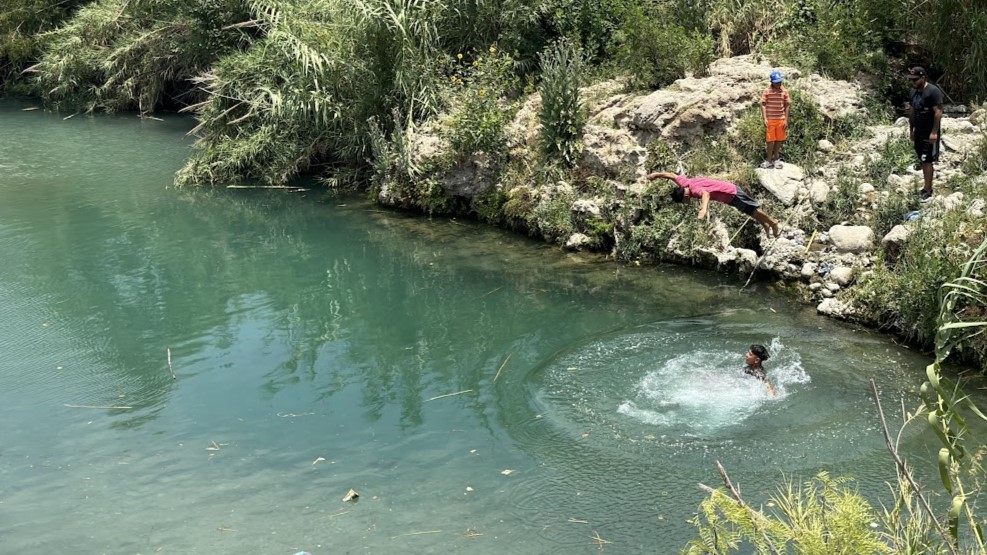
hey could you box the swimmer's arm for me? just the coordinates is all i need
[765,381,776,397]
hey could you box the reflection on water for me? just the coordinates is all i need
[0,102,951,553]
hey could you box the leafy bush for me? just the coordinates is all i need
[0,0,91,89]
[30,0,249,113]
[645,140,678,173]
[962,130,987,176]
[852,211,986,345]
[865,135,914,184]
[684,473,890,555]
[538,38,586,166]
[443,47,520,161]
[871,190,918,238]
[616,5,714,90]
[815,175,860,229]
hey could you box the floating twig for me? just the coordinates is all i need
[493,353,512,383]
[481,286,502,298]
[217,526,236,532]
[226,185,306,190]
[591,530,612,552]
[22,107,39,111]
[64,403,133,409]
[62,113,78,120]
[426,389,473,402]
[568,517,589,524]
[391,530,441,539]
[166,346,176,380]
[318,509,351,520]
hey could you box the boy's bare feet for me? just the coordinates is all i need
[770,223,780,238]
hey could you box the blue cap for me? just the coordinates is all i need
[769,71,784,83]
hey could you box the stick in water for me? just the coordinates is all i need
[167,347,176,380]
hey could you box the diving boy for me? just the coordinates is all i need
[646,172,780,238]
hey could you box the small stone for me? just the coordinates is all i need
[801,262,818,278]
[809,282,823,291]
[894,116,909,127]
[858,183,875,195]
[829,266,854,286]
[826,282,841,292]
[821,288,834,298]
[818,139,834,152]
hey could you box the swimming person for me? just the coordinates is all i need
[745,344,776,397]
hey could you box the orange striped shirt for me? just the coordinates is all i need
[761,86,790,121]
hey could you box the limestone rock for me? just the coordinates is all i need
[808,180,830,204]
[828,225,874,252]
[826,282,842,292]
[571,198,602,218]
[565,233,592,250]
[817,297,858,319]
[756,163,805,205]
[801,262,818,278]
[894,117,909,127]
[829,266,854,286]
[971,109,987,128]
[968,198,986,218]
[581,124,647,179]
[858,182,875,195]
[818,139,834,152]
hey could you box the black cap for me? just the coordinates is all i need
[907,66,927,80]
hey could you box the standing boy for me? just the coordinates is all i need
[646,172,780,238]
[907,66,944,201]
[760,71,790,170]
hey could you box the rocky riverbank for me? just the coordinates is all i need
[374,56,987,354]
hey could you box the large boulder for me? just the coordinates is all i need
[828,225,874,252]
[581,124,647,179]
[756,163,805,205]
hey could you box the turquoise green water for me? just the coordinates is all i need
[0,102,942,553]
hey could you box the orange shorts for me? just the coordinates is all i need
[766,119,787,142]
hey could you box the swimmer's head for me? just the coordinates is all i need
[748,344,770,364]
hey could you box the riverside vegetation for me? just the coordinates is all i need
[3,0,987,552]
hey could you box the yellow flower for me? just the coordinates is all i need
[472,61,479,67]
[489,46,496,54]
[457,53,463,60]
[479,89,486,96]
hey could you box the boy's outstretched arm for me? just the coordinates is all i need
[697,191,711,220]
[646,172,678,181]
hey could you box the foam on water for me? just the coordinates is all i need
[617,337,810,435]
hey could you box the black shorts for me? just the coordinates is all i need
[914,136,941,164]
[729,186,760,216]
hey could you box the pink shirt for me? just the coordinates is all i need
[673,175,737,204]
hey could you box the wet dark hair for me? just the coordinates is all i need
[670,187,684,203]
[750,344,770,361]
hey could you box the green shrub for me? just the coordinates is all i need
[538,38,586,167]
[852,212,987,345]
[645,140,678,173]
[31,0,249,113]
[816,175,861,229]
[616,5,714,90]
[683,136,742,177]
[865,135,914,184]
[532,187,577,241]
[871,190,918,238]
[443,47,520,161]
[962,130,987,176]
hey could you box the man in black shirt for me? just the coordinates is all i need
[907,66,944,201]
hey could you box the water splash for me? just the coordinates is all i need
[617,337,810,435]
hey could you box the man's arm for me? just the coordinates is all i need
[697,191,711,220]
[930,105,944,141]
[908,100,915,142]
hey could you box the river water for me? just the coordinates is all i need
[0,102,942,553]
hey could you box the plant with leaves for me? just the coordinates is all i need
[177,0,449,185]
[442,46,520,161]
[538,38,585,167]
[28,0,251,113]
[616,4,714,90]
[683,471,891,555]
[0,0,93,89]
